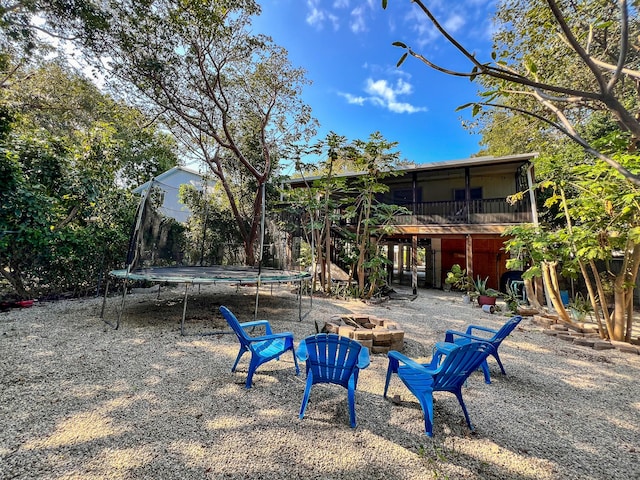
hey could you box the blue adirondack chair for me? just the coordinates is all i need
[219,305,299,389]
[384,341,495,437]
[444,315,522,384]
[297,334,370,428]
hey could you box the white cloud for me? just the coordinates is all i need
[306,0,328,29]
[328,13,340,31]
[306,7,325,28]
[340,78,427,114]
[400,2,491,48]
[340,93,366,106]
[350,6,367,33]
[306,0,347,31]
[404,7,439,47]
[444,13,465,33]
[306,0,378,34]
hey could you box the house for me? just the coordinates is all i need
[283,153,538,293]
[133,166,210,223]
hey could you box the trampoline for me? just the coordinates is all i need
[110,265,310,285]
[101,265,311,335]
[100,177,311,334]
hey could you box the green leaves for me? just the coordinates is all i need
[392,41,408,67]
[0,59,172,298]
[455,103,473,112]
[470,65,478,82]
[523,56,537,74]
[455,102,483,117]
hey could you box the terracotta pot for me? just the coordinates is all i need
[478,295,497,306]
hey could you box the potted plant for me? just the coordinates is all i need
[502,280,522,313]
[473,276,500,306]
[568,293,593,322]
[445,264,474,302]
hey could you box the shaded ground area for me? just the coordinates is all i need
[1,284,639,479]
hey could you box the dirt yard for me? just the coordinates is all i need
[1,283,639,479]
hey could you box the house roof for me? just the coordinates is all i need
[133,165,206,193]
[284,152,538,186]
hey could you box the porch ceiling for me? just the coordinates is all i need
[390,224,511,236]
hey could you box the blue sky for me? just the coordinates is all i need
[253,0,497,166]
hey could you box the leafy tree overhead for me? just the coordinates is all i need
[85,0,316,265]
[0,59,178,299]
[284,131,408,299]
[505,139,640,342]
[382,0,640,185]
[0,0,110,89]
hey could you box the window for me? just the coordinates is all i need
[454,187,482,201]
[392,188,421,204]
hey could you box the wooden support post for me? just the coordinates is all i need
[412,235,418,295]
[466,234,473,280]
[387,243,395,285]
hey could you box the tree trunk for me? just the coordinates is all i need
[541,261,572,323]
[315,228,326,292]
[524,278,542,309]
[612,287,628,341]
[610,241,640,341]
[534,276,545,305]
[324,214,332,291]
[578,259,607,339]
[0,267,29,299]
[590,259,613,338]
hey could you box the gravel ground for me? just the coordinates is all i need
[1,283,639,480]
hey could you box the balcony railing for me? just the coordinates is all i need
[392,198,531,225]
[277,197,531,232]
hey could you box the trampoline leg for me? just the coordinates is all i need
[181,283,189,336]
[298,281,302,321]
[254,281,261,321]
[117,278,128,330]
[100,278,110,319]
[100,278,118,329]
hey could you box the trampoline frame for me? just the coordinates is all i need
[102,178,314,335]
[100,266,311,335]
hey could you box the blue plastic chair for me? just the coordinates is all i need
[219,305,299,389]
[297,334,370,428]
[444,315,522,384]
[384,341,495,437]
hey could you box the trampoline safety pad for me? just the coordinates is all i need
[102,266,311,334]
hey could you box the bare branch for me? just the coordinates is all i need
[591,57,640,80]
[409,0,484,69]
[479,100,640,186]
[607,0,630,91]
[394,0,640,176]
[546,0,608,92]
[406,50,474,77]
[0,61,25,89]
[404,45,605,102]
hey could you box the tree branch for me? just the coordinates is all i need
[546,0,608,92]
[478,100,640,186]
[607,0,629,92]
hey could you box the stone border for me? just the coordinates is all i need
[322,314,405,354]
[532,314,640,354]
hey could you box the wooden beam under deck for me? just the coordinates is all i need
[391,224,512,236]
